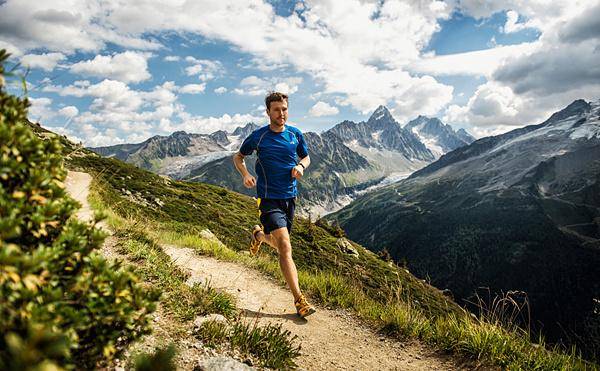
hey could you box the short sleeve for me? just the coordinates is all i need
[239,133,256,156]
[295,130,309,159]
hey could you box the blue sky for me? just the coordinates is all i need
[1,0,598,146]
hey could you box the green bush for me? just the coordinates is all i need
[0,49,159,369]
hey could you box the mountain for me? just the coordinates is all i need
[328,105,435,163]
[328,99,600,352]
[90,123,260,178]
[404,115,475,158]
[184,131,376,216]
[90,108,472,215]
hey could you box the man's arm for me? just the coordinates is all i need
[292,155,311,179]
[233,152,256,188]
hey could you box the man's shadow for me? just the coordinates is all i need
[241,308,308,325]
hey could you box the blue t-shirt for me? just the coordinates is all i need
[239,125,309,199]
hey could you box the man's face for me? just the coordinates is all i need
[266,100,288,127]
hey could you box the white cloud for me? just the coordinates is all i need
[28,97,54,122]
[493,41,600,96]
[8,0,599,142]
[180,83,206,94]
[502,10,533,33]
[70,51,152,83]
[184,57,223,81]
[165,112,263,135]
[35,78,263,146]
[20,52,66,71]
[441,1,600,136]
[214,86,227,94]
[444,82,522,126]
[410,42,539,77]
[41,0,450,117]
[309,101,339,117]
[164,55,180,62]
[0,1,161,54]
[58,105,78,117]
[235,75,302,96]
[2,0,454,119]
[0,40,22,56]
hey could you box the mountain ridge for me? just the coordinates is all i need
[89,108,474,214]
[328,98,600,357]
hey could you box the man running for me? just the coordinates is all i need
[233,91,316,318]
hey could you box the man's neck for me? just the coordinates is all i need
[268,122,285,133]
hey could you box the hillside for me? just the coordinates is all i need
[329,99,600,358]
[17,119,596,369]
[90,107,474,215]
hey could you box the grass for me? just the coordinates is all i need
[70,153,597,370]
[196,320,301,369]
[87,187,302,369]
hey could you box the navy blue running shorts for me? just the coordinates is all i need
[258,198,295,234]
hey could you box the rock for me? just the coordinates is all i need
[336,238,359,258]
[200,229,226,247]
[197,356,255,371]
[193,313,227,328]
[185,275,205,287]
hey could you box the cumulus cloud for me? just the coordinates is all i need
[21,52,66,71]
[0,1,161,54]
[440,1,600,135]
[179,83,206,94]
[8,0,599,142]
[164,55,180,62]
[214,86,227,94]
[58,105,78,117]
[164,112,263,135]
[558,2,600,43]
[184,57,223,81]
[444,82,522,126]
[502,10,536,33]
[442,80,600,134]
[493,41,600,96]
[70,51,152,83]
[28,97,54,122]
[234,75,302,96]
[37,78,261,146]
[1,0,456,119]
[309,101,339,117]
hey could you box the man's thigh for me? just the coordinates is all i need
[259,199,293,234]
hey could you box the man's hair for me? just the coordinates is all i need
[265,91,288,110]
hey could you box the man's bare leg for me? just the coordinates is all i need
[256,227,301,301]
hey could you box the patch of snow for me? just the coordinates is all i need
[373,111,385,121]
[371,130,383,141]
[490,118,578,154]
[356,172,412,196]
[225,135,241,151]
[570,120,600,140]
[162,151,234,178]
[345,139,359,148]
[411,129,444,158]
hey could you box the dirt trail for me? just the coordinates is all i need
[65,171,467,371]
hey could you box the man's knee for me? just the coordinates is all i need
[271,228,292,256]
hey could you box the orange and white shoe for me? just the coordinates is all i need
[295,294,316,318]
[250,225,263,256]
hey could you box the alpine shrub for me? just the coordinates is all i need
[0,49,159,370]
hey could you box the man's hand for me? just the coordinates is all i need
[243,174,257,188]
[291,165,304,179]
